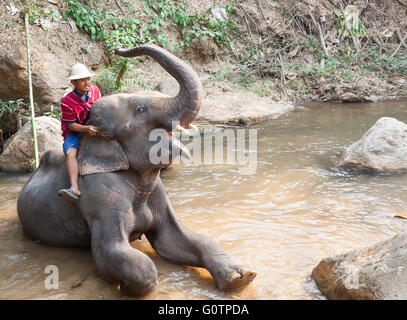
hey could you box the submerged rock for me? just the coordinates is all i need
[364,95,382,103]
[312,232,407,300]
[337,117,407,173]
[197,93,294,125]
[0,116,63,172]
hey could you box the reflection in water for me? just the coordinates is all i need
[1,101,407,299]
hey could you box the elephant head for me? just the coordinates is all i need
[77,44,203,175]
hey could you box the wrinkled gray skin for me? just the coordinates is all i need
[17,44,256,296]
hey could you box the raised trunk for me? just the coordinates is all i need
[114,44,202,128]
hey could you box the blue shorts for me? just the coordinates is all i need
[63,132,83,155]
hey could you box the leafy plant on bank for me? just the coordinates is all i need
[0,99,27,118]
[336,9,366,40]
[0,98,29,135]
[95,63,155,95]
[63,0,108,40]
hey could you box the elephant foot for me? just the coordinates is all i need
[219,269,257,292]
[119,278,158,296]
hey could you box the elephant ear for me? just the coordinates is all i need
[77,134,129,176]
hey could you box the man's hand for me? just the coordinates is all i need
[87,125,98,136]
[67,122,98,135]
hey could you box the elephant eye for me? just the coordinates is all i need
[136,105,147,113]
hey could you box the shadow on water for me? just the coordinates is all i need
[1,100,407,299]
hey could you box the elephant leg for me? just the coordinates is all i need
[90,214,158,296]
[145,210,256,291]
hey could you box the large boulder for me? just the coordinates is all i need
[337,117,407,173]
[0,116,63,172]
[312,232,407,300]
[0,43,70,112]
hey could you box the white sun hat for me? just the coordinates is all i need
[67,63,95,80]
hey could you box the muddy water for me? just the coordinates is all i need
[1,100,407,300]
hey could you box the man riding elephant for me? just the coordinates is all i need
[58,63,101,201]
[17,44,256,296]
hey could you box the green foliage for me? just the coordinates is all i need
[203,69,234,84]
[95,63,154,96]
[24,0,61,28]
[336,10,366,39]
[156,1,239,49]
[307,35,327,61]
[62,0,240,92]
[63,0,108,40]
[43,105,62,120]
[63,0,239,52]
[361,46,407,75]
[0,98,28,134]
[25,1,43,25]
[104,26,141,52]
[0,99,26,118]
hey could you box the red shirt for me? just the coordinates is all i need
[60,85,101,139]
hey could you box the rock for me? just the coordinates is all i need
[0,44,71,112]
[293,105,309,112]
[312,232,407,300]
[0,116,63,172]
[339,92,363,102]
[364,95,381,103]
[154,78,180,96]
[197,93,294,125]
[337,117,407,173]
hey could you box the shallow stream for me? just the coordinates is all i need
[1,100,407,299]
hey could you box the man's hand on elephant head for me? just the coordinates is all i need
[87,126,98,136]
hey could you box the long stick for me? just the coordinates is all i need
[114,0,125,15]
[256,0,266,20]
[25,11,39,169]
[391,34,407,57]
[396,30,407,48]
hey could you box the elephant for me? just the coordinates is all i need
[17,44,257,296]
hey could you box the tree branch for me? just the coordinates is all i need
[309,12,330,57]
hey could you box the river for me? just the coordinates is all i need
[1,100,407,299]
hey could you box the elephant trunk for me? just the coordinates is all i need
[114,44,202,129]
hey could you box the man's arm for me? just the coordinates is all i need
[67,122,98,136]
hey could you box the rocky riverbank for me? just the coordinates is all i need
[1,0,406,138]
